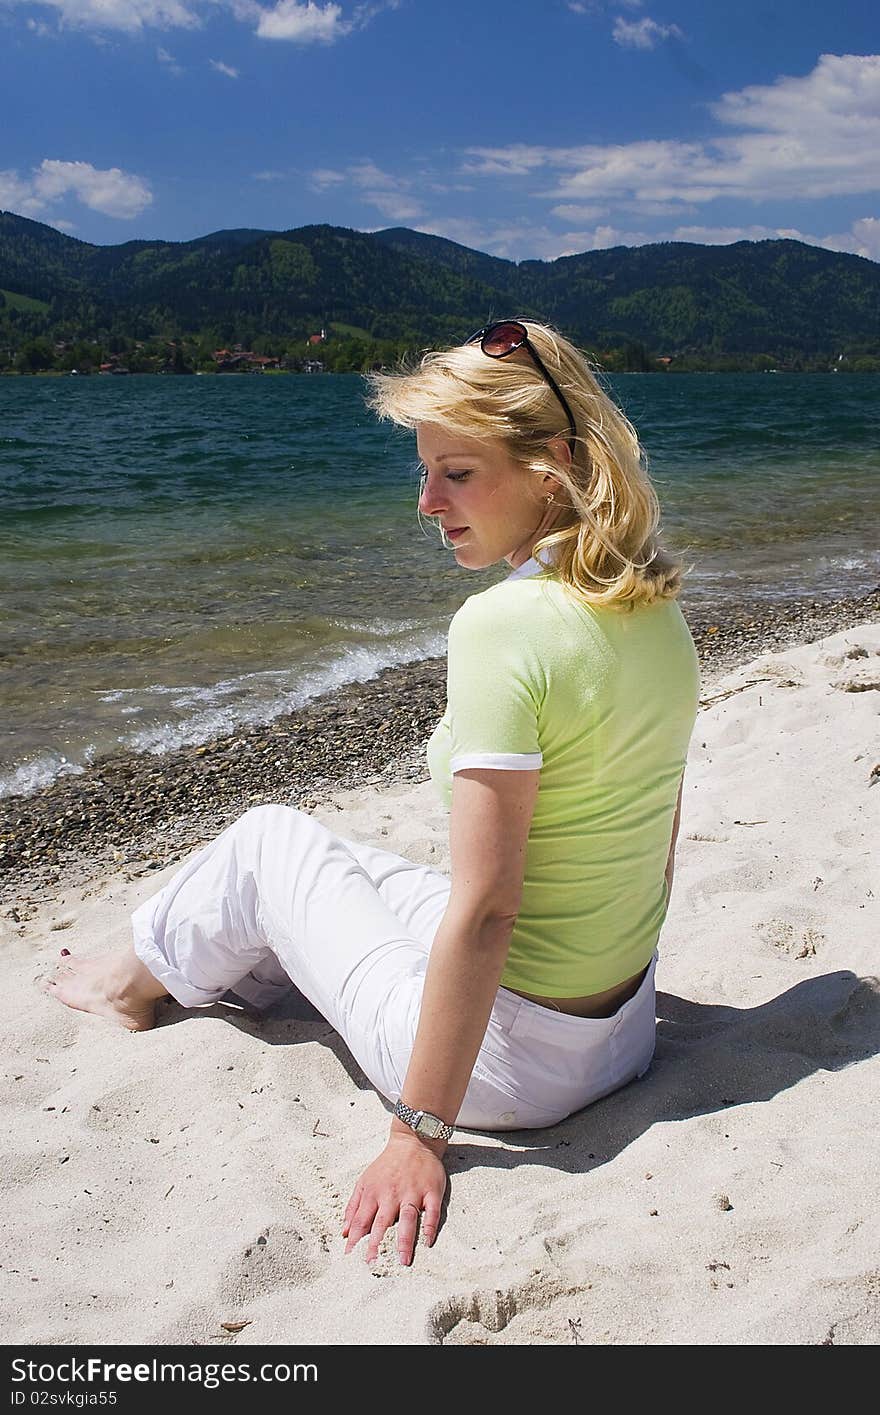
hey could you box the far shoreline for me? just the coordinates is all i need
[4,368,880,378]
[2,582,877,906]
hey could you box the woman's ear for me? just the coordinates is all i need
[545,436,572,473]
[542,436,571,498]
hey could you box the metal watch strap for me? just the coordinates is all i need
[394,1100,454,1141]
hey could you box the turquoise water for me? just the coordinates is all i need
[1,372,878,797]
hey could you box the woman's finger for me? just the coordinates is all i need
[364,1205,397,1264]
[343,1195,378,1255]
[420,1189,443,1248]
[341,1181,364,1236]
[396,1201,421,1266]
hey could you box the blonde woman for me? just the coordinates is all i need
[46,319,699,1268]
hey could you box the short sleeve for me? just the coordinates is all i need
[446,593,544,773]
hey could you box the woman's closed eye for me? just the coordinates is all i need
[446,471,472,482]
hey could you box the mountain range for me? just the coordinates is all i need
[1,210,878,368]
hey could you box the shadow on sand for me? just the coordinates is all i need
[164,967,880,1178]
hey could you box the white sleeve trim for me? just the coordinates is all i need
[451,751,543,773]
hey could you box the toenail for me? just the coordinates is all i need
[60,948,71,957]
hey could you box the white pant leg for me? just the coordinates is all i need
[224,831,451,1011]
[132,803,657,1132]
[132,804,450,1104]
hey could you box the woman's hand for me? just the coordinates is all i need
[342,1131,447,1266]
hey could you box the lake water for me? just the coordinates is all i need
[2,371,878,797]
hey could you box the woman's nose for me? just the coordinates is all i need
[418,473,448,517]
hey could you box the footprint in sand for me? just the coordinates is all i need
[218,1225,320,1305]
[425,1273,579,1345]
[757,916,824,959]
[832,672,880,693]
[821,645,872,668]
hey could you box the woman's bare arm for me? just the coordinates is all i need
[342,765,539,1264]
[392,764,540,1135]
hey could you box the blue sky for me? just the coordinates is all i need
[2,0,879,262]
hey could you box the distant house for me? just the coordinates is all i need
[304,359,325,374]
[306,329,327,346]
[213,348,279,373]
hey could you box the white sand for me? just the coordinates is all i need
[2,623,878,1346]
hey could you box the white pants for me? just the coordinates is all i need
[132,804,657,1131]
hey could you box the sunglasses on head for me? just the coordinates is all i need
[465,319,577,454]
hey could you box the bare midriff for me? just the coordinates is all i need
[506,964,649,1018]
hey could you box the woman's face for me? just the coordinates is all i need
[416,423,561,571]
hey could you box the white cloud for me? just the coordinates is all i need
[844,214,880,261]
[461,145,551,177]
[422,181,475,194]
[255,0,349,42]
[463,54,880,207]
[399,215,650,263]
[550,203,610,221]
[14,0,202,34]
[556,217,880,261]
[309,168,347,188]
[669,223,810,244]
[705,53,880,200]
[612,15,683,50]
[365,191,423,221]
[556,223,653,252]
[348,160,398,188]
[645,217,880,262]
[810,215,880,262]
[567,0,644,13]
[0,171,34,213]
[157,44,183,73]
[0,159,152,219]
[209,58,240,76]
[9,0,395,40]
[308,159,425,220]
[620,198,699,216]
[386,210,880,266]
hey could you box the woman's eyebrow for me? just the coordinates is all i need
[423,451,485,464]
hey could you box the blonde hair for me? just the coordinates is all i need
[364,319,682,608]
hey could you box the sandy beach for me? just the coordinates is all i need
[2,608,878,1346]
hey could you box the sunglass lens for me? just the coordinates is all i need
[481,321,526,357]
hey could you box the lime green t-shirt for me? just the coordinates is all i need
[426,554,700,996]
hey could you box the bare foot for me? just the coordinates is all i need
[42,948,168,1032]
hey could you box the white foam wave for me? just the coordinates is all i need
[126,628,448,755]
[0,752,87,801]
[2,628,448,799]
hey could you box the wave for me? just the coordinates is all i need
[0,626,447,801]
[0,752,88,800]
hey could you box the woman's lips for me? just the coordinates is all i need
[445,527,468,541]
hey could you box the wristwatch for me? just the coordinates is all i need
[394,1099,454,1141]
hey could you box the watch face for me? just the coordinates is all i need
[414,1113,443,1139]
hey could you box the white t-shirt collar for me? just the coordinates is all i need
[504,544,558,581]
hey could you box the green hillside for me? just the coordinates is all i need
[1,210,878,373]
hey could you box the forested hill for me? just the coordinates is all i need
[1,210,878,372]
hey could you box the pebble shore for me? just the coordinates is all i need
[2,585,878,904]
